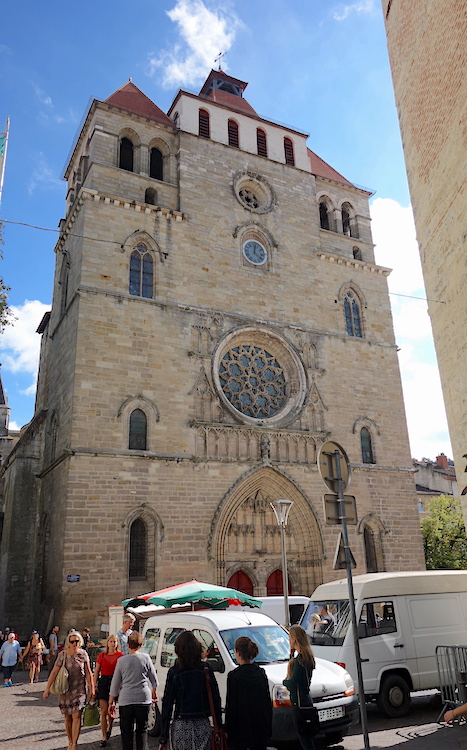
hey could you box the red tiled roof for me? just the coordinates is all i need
[308,148,354,187]
[103,82,173,127]
[200,69,248,97]
[204,88,259,117]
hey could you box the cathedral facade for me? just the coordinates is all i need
[0,70,425,637]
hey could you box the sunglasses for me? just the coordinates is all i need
[69,639,79,644]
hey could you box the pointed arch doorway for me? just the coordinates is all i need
[210,466,323,597]
[227,570,254,596]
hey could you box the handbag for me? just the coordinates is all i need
[296,662,320,737]
[83,700,100,727]
[50,653,69,694]
[204,666,227,750]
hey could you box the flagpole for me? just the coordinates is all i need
[0,116,10,204]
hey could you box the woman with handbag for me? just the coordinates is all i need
[108,631,158,750]
[158,630,222,750]
[225,636,272,750]
[22,630,46,683]
[93,634,123,747]
[283,625,317,750]
[43,630,95,750]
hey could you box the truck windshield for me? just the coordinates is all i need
[301,600,351,646]
[220,625,290,665]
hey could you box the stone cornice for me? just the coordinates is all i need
[316,250,391,276]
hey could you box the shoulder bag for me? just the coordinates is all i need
[50,652,69,694]
[83,700,100,727]
[204,666,227,750]
[296,662,320,737]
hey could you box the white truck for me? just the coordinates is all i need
[141,608,358,746]
[300,570,467,717]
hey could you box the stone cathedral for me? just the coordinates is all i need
[0,70,425,636]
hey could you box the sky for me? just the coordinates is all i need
[0,0,452,461]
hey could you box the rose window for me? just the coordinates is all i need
[218,345,287,418]
[238,189,260,209]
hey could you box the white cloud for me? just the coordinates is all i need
[9,421,20,431]
[371,198,452,460]
[1,300,50,397]
[148,0,242,88]
[33,83,53,107]
[28,153,63,195]
[333,0,374,21]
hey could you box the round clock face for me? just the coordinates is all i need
[243,240,267,265]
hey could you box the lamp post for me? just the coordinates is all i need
[270,498,293,628]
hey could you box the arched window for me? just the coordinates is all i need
[119,137,134,172]
[129,518,147,579]
[145,188,157,205]
[344,290,362,338]
[129,245,154,298]
[360,427,374,464]
[284,137,295,166]
[267,569,292,596]
[256,128,268,157]
[342,202,359,238]
[364,525,378,572]
[228,119,239,148]
[150,148,163,180]
[227,570,254,596]
[319,201,331,230]
[199,109,210,138]
[342,206,351,236]
[129,409,147,450]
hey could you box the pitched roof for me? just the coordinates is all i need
[308,148,354,187]
[103,82,173,127]
[203,88,259,117]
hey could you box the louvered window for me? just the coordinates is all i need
[199,109,210,138]
[257,128,268,157]
[284,137,295,166]
[228,119,239,148]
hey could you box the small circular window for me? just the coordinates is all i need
[233,172,275,214]
[213,326,307,427]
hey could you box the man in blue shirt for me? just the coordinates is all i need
[0,631,22,686]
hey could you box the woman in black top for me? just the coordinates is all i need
[158,631,222,750]
[225,636,272,750]
[283,625,316,750]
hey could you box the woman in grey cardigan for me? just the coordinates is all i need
[109,631,158,750]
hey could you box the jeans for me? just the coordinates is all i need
[291,705,316,750]
[119,703,150,750]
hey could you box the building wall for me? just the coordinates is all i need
[382,1,467,511]
[0,84,425,637]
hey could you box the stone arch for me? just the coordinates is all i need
[148,136,171,182]
[353,417,379,464]
[357,513,386,573]
[121,229,162,257]
[339,200,359,238]
[316,193,336,232]
[117,394,160,452]
[226,564,259,592]
[118,127,141,172]
[209,466,323,596]
[338,281,366,339]
[122,504,164,597]
[352,416,380,436]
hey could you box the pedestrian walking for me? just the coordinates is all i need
[225,636,272,750]
[0,631,22,687]
[93,634,123,747]
[43,629,95,750]
[108,631,158,750]
[283,625,317,750]
[158,630,222,750]
[117,614,135,655]
[22,630,46,683]
[48,625,59,669]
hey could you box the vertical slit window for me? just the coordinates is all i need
[199,109,210,138]
[150,148,163,180]
[256,128,268,157]
[228,119,239,148]
[119,137,134,172]
[361,427,374,464]
[129,518,147,579]
[129,409,147,450]
[129,245,153,298]
[284,137,295,166]
[344,291,362,337]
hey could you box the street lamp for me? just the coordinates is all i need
[270,498,294,628]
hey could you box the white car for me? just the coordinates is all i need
[140,609,358,746]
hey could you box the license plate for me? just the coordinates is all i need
[318,706,345,722]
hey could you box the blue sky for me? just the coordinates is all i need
[0,0,452,460]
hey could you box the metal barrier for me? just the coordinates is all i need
[436,645,467,721]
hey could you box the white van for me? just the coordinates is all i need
[230,596,310,627]
[300,570,467,717]
[141,609,358,745]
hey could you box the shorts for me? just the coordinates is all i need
[97,675,114,702]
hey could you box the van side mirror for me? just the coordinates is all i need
[206,656,225,673]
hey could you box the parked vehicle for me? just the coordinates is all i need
[300,570,467,717]
[141,609,357,745]
[249,596,311,626]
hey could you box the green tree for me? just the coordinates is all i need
[0,220,12,332]
[421,495,467,569]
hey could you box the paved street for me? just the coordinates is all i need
[1,668,466,749]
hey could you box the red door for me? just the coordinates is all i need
[228,570,254,596]
[267,569,292,596]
